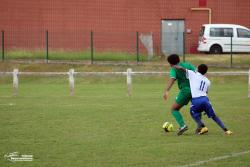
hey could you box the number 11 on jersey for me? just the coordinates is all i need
[199,81,206,91]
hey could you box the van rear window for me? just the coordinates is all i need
[237,28,250,38]
[210,28,233,37]
[199,26,205,36]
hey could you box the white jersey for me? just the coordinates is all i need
[186,70,211,98]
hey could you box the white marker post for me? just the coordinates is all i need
[13,69,19,96]
[127,68,132,97]
[69,69,75,96]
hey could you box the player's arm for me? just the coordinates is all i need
[172,65,195,79]
[163,78,176,100]
[172,65,186,73]
[206,81,211,94]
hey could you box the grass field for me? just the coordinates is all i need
[0,74,250,167]
[3,50,250,67]
[4,50,153,61]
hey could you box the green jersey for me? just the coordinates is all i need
[169,62,196,90]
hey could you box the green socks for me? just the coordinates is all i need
[172,110,185,128]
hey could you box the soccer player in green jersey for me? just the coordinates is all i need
[163,54,196,135]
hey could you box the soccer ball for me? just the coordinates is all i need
[162,122,174,132]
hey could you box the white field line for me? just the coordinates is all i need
[0,102,114,107]
[0,103,15,106]
[177,150,250,167]
[0,71,249,76]
[0,95,89,98]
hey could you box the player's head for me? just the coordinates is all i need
[167,54,180,65]
[198,64,208,75]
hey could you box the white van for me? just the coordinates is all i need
[198,24,250,54]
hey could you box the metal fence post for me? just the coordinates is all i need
[183,32,186,62]
[91,31,94,64]
[2,30,4,61]
[136,31,139,63]
[46,30,49,63]
[230,35,233,68]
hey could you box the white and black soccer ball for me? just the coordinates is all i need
[162,122,174,132]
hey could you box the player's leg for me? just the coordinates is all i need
[204,99,232,135]
[211,115,227,130]
[172,90,191,135]
[190,111,206,134]
[190,102,207,134]
[211,115,232,134]
[171,102,188,135]
[171,103,185,127]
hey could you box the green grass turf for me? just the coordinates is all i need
[184,54,250,67]
[0,75,250,167]
[3,49,250,67]
[4,50,154,62]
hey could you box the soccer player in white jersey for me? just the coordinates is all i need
[173,64,233,135]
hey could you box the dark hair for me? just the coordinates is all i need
[198,64,208,75]
[167,54,180,65]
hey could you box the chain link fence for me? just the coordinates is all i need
[1,30,161,63]
[1,30,250,67]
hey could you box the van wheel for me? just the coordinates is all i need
[209,45,222,54]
